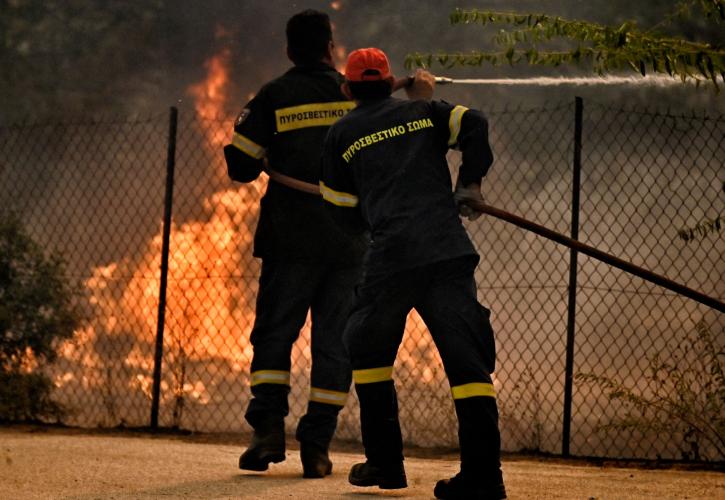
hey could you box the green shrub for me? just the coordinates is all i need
[0,211,82,422]
[577,320,725,461]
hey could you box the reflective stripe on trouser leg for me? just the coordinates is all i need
[450,382,496,400]
[251,370,291,386]
[352,366,393,384]
[295,387,349,446]
[309,387,348,406]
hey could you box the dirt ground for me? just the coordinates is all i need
[0,426,723,499]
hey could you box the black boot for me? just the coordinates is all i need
[451,396,505,497]
[434,472,506,499]
[239,420,285,471]
[348,461,407,489]
[300,442,332,478]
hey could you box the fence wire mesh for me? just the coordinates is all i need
[1,100,722,460]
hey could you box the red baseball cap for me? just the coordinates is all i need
[344,47,392,82]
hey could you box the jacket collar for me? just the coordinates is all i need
[289,61,337,74]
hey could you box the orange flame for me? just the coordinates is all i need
[187,48,232,150]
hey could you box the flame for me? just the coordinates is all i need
[188,50,230,121]
[187,48,232,150]
[330,1,342,11]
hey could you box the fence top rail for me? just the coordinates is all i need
[1,100,723,129]
[0,111,170,130]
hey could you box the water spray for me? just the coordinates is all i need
[432,75,692,87]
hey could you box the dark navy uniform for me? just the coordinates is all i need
[321,96,505,491]
[225,62,365,450]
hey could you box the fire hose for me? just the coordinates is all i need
[264,168,724,313]
[458,198,724,313]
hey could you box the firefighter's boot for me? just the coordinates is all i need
[433,471,506,499]
[300,441,332,478]
[438,395,505,499]
[348,380,407,489]
[239,420,286,471]
[348,461,407,489]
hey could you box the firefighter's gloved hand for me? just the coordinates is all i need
[454,182,484,221]
[405,69,435,101]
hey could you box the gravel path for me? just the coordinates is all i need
[1,426,723,499]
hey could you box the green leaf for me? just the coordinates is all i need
[664,54,674,75]
[505,46,515,64]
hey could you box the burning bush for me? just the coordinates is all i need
[0,211,82,422]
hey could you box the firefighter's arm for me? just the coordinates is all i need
[456,108,493,221]
[455,108,494,185]
[320,130,366,234]
[224,92,273,183]
[434,101,494,220]
[224,142,263,183]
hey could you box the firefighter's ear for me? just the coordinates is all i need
[341,81,353,100]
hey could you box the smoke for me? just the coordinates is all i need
[3,0,723,119]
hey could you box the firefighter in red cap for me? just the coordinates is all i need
[320,47,507,499]
[223,11,432,479]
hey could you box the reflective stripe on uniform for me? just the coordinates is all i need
[447,105,469,146]
[450,382,496,400]
[232,132,266,159]
[309,387,348,406]
[250,370,290,386]
[275,101,356,133]
[319,181,359,207]
[353,366,394,384]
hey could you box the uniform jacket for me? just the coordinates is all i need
[224,62,365,264]
[320,96,494,277]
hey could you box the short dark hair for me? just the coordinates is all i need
[286,10,332,65]
[347,80,393,101]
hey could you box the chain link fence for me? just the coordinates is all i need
[1,99,723,460]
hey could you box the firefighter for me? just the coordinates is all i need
[222,10,366,478]
[320,48,507,499]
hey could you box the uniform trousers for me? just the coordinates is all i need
[344,255,502,481]
[245,257,358,447]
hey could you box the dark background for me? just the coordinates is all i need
[2,0,724,122]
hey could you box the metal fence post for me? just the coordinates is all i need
[150,106,178,429]
[562,96,583,457]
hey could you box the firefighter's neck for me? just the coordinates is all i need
[321,41,334,67]
[321,54,334,67]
